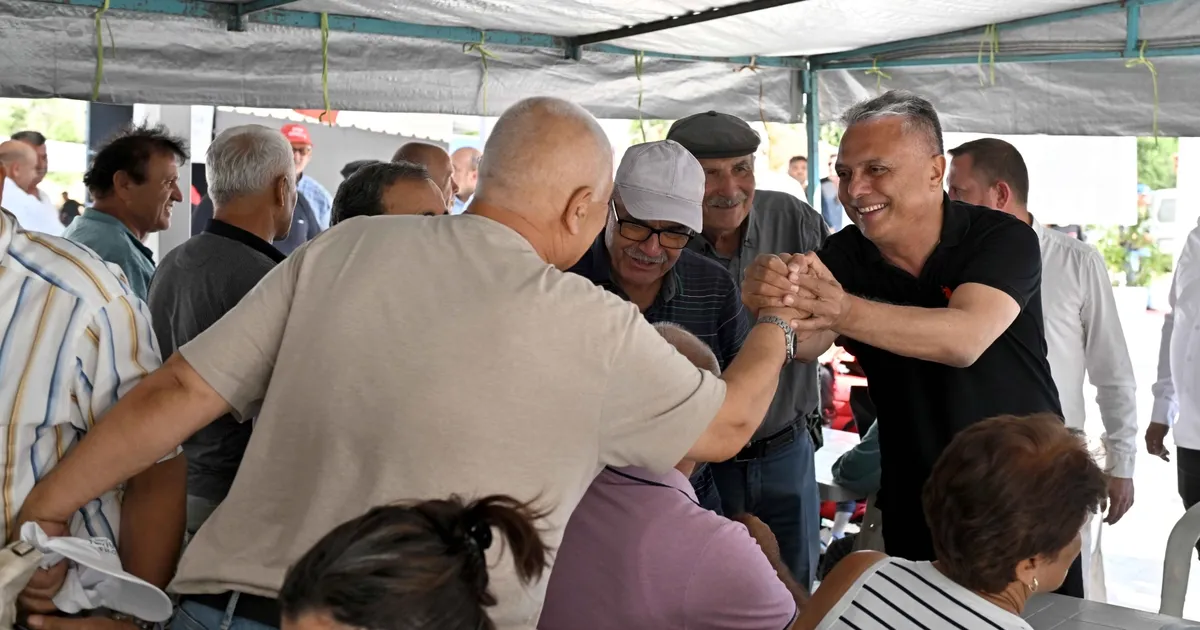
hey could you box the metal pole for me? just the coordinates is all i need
[803,68,820,208]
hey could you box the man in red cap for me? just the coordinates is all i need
[281,123,333,231]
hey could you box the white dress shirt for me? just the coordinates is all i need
[3,178,62,236]
[1152,221,1200,450]
[1034,217,1138,477]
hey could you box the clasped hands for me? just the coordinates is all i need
[742,252,850,338]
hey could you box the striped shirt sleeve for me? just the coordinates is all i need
[74,294,175,456]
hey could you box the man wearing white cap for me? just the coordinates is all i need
[568,140,752,513]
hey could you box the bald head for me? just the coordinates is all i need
[0,140,38,191]
[473,98,613,269]
[451,147,481,200]
[393,142,455,211]
[653,322,721,375]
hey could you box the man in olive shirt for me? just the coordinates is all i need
[669,111,830,588]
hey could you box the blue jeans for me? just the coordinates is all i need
[689,464,724,515]
[710,427,820,590]
[170,597,278,630]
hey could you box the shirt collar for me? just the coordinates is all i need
[83,209,155,262]
[1029,213,1046,241]
[860,194,966,263]
[602,466,698,501]
[205,219,286,263]
[575,235,680,305]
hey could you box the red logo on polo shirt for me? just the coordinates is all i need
[941,286,953,300]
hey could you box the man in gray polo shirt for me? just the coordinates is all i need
[147,124,295,534]
[669,111,831,589]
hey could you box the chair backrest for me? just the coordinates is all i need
[1160,501,1200,617]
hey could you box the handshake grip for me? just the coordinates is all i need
[0,541,44,630]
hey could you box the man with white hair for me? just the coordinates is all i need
[740,90,1079,596]
[146,124,296,535]
[18,97,802,629]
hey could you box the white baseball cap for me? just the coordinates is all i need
[20,523,173,622]
[614,140,704,233]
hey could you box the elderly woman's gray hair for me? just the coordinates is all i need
[653,322,720,375]
[839,90,944,155]
[206,125,296,207]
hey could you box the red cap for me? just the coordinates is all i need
[281,123,312,146]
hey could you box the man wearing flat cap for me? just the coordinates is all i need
[668,111,830,589]
[568,140,753,514]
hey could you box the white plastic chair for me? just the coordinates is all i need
[1161,502,1200,617]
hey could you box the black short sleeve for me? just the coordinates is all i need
[958,217,1041,309]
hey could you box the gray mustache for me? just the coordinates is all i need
[706,195,747,208]
[624,246,667,264]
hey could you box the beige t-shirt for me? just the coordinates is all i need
[171,214,726,628]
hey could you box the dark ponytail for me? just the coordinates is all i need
[279,494,551,630]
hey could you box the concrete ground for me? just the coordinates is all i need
[1089,308,1200,619]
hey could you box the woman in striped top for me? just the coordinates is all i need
[796,413,1108,630]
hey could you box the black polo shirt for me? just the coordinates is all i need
[568,236,751,372]
[817,197,1061,561]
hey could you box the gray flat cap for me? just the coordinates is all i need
[666,111,760,159]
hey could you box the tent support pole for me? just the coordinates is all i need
[802,67,820,206]
[1125,1,1142,57]
[566,0,813,47]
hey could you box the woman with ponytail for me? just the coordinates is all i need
[278,495,549,630]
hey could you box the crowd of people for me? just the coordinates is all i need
[0,88,1184,630]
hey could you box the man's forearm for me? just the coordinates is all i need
[119,456,187,590]
[1095,385,1138,478]
[836,297,981,367]
[697,321,787,461]
[765,550,810,610]
[24,356,227,524]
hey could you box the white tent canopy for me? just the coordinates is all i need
[2,0,1199,136]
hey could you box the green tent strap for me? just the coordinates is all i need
[1125,39,1160,139]
[976,24,999,86]
[735,57,771,156]
[463,33,499,115]
[319,12,331,123]
[864,58,891,93]
[634,51,646,142]
[92,0,111,101]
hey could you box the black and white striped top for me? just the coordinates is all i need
[817,558,1034,630]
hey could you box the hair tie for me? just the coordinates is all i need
[466,520,493,553]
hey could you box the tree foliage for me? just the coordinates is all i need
[0,98,87,143]
[1137,136,1178,191]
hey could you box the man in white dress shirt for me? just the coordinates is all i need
[0,140,62,236]
[947,138,1138,597]
[1149,218,1200,555]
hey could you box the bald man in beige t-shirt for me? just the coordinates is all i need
[19,97,804,630]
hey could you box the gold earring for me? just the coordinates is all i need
[1031,577,1039,593]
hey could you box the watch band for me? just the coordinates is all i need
[756,314,795,363]
[108,611,157,630]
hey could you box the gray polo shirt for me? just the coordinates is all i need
[147,219,286,502]
[689,189,829,440]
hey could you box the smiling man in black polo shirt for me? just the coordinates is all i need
[568,139,751,514]
[147,124,295,535]
[741,90,1081,597]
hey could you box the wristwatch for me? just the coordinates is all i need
[757,314,795,364]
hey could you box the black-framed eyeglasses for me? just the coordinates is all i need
[610,200,693,250]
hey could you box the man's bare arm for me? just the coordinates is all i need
[21,355,229,526]
[687,308,794,462]
[119,456,186,590]
[831,283,1020,368]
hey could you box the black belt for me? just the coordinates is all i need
[183,592,280,627]
[733,411,823,462]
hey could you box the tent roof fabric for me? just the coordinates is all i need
[2,0,1199,134]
